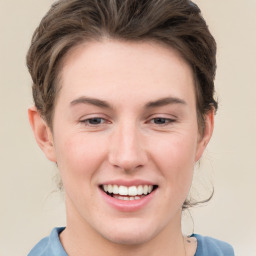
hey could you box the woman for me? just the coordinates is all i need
[27,0,234,255]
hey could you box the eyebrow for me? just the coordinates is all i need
[70,97,112,109]
[70,96,187,109]
[145,97,186,108]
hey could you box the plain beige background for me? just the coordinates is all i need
[0,0,255,255]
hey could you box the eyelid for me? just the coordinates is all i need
[78,113,177,127]
[146,114,178,127]
[150,117,176,124]
[79,115,111,127]
[79,113,109,121]
[147,113,177,120]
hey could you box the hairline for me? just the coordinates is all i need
[48,37,205,132]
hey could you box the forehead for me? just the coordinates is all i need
[58,39,196,108]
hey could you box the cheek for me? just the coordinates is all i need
[54,133,107,185]
[151,132,197,167]
[150,133,197,195]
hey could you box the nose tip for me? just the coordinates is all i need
[111,157,144,172]
[108,126,148,172]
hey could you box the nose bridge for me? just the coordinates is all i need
[108,119,148,171]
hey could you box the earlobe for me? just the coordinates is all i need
[28,106,57,162]
[195,109,214,162]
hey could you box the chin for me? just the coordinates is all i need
[98,218,162,246]
[105,231,153,246]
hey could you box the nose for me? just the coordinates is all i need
[108,121,148,172]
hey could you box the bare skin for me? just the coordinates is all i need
[29,39,213,256]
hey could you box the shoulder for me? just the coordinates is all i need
[27,227,67,256]
[192,234,235,256]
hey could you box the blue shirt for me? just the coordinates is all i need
[28,227,235,256]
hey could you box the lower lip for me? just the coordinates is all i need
[99,188,157,212]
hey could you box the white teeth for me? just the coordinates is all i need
[137,185,143,195]
[103,184,155,196]
[128,186,137,196]
[113,195,145,201]
[143,185,148,195]
[113,185,119,194]
[119,186,128,195]
[107,184,113,193]
[103,185,108,192]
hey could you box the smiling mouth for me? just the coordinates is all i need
[100,184,158,201]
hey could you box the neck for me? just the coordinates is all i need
[60,199,187,256]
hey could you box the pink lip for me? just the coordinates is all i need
[99,186,157,212]
[100,179,156,187]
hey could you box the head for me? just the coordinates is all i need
[27,0,217,130]
[27,0,217,246]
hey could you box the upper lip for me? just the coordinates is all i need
[100,179,157,187]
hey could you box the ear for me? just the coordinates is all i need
[195,109,214,162]
[28,106,57,162]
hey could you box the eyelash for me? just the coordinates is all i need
[80,117,108,126]
[149,117,176,126]
[80,117,176,127]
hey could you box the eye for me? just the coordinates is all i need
[80,117,107,126]
[150,117,175,126]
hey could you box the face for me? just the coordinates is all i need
[31,40,213,246]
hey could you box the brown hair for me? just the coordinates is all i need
[27,0,217,208]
